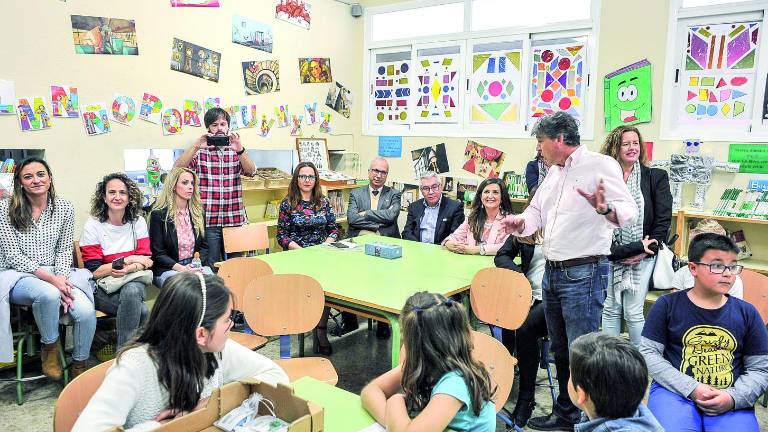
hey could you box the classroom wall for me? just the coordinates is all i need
[0,0,365,236]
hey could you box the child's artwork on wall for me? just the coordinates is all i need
[171,0,219,6]
[232,15,273,53]
[604,60,652,131]
[299,58,333,83]
[0,80,15,115]
[290,114,304,136]
[259,115,275,137]
[226,105,258,130]
[139,92,163,124]
[111,94,136,126]
[681,22,759,124]
[462,140,505,178]
[204,97,221,112]
[296,138,328,169]
[414,52,460,123]
[70,15,138,55]
[275,105,289,127]
[50,85,79,118]
[372,57,410,124]
[325,81,351,118]
[161,108,183,135]
[242,60,280,95]
[411,143,449,179]
[183,99,202,126]
[16,97,52,132]
[304,102,318,125]
[276,0,311,30]
[81,103,111,136]
[529,43,586,122]
[471,50,521,124]
[170,38,221,82]
[319,111,331,133]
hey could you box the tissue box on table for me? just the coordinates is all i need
[364,242,402,259]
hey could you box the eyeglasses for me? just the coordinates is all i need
[691,262,744,275]
[297,175,316,182]
[369,168,388,176]
[420,185,441,193]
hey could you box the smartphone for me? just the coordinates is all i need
[206,135,230,147]
[112,257,125,270]
[331,242,349,248]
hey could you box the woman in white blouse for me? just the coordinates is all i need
[0,157,95,379]
[73,273,288,431]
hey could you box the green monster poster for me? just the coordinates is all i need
[604,59,652,131]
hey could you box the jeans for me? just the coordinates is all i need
[94,280,148,348]
[205,226,242,270]
[154,262,214,288]
[9,277,96,361]
[602,256,655,347]
[648,383,759,431]
[501,300,548,404]
[542,257,609,423]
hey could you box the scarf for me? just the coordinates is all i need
[537,159,548,186]
[611,161,645,295]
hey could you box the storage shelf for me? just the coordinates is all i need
[680,209,768,225]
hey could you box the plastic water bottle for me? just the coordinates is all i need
[191,252,202,269]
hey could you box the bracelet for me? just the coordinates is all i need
[236,148,246,156]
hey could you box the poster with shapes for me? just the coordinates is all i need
[161,108,183,135]
[232,15,273,53]
[50,85,79,118]
[170,38,221,82]
[70,15,139,55]
[16,97,52,132]
[411,143,449,179]
[259,115,275,137]
[171,0,219,7]
[204,97,220,112]
[686,22,759,71]
[296,138,328,169]
[139,92,163,124]
[471,50,521,124]
[462,140,505,178]
[325,81,351,118]
[414,53,460,123]
[275,0,311,30]
[183,99,202,126]
[682,74,753,123]
[604,59,652,131]
[0,80,14,114]
[111,94,136,126]
[290,114,304,136]
[304,102,318,125]
[242,60,280,95]
[81,103,111,136]
[299,58,332,83]
[275,105,289,127]
[319,111,331,133]
[529,43,586,121]
[372,58,410,124]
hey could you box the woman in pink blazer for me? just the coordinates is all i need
[443,177,513,256]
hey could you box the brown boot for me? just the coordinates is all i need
[41,341,63,381]
[70,360,90,379]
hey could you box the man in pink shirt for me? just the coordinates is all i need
[502,112,637,431]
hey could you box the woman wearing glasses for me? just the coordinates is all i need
[276,161,339,355]
[600,125,672,347]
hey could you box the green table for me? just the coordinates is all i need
[257,235,495,367]
[292,376,377,431]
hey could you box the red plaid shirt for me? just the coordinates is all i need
[188,148,247,227]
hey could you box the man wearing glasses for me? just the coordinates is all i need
[401,172,464,245]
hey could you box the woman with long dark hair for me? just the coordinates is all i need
[73,273,288,431]
[0,157,95,379]
[443,177,513,256]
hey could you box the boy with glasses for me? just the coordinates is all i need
[640,233,768,431]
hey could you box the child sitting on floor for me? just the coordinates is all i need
[641,233,768,431]
[568,332,663,431]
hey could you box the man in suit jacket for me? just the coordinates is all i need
[401,172,465,244]
[347,157,402,238]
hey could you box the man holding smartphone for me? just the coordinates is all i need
[175,107,256,268]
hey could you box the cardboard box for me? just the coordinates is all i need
[364,242,403,259]
[150,380,323,432]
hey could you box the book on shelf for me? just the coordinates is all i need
[326,189,346,216]
[713,188,768,220]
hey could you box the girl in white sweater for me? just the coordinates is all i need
[73,273,289,431]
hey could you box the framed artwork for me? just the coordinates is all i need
[296,137,329,170]
[299,58,333,83]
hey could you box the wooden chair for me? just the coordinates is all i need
[53,360,114,432]
[217,257,272,350]
[242,274,338,385]
[223,223,270,257]
[471,330,517,412]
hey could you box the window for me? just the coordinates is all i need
[682,0,753,8]
[471,0,591,31]
[370,2,465,42]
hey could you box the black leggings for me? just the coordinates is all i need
[501,300,548,402]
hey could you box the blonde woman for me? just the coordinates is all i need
[149,168,211,287]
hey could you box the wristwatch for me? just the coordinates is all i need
[596,202,614,215]
[236,148,246,156]
[479,244,486,256]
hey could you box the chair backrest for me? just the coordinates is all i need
[742,269,768,325]
[217,257,274,310]
[53,359,114,432]
[242,274,325,336]
[223,223,270,255]
[471,330,517,413]
[470,267,532,331]
[73,240,84,269]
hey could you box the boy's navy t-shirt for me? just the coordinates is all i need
[642,289,768,388]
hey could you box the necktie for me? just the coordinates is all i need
[372,190,379,196]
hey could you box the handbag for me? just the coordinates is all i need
[97,270,153,294]
[652,242,676,289]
